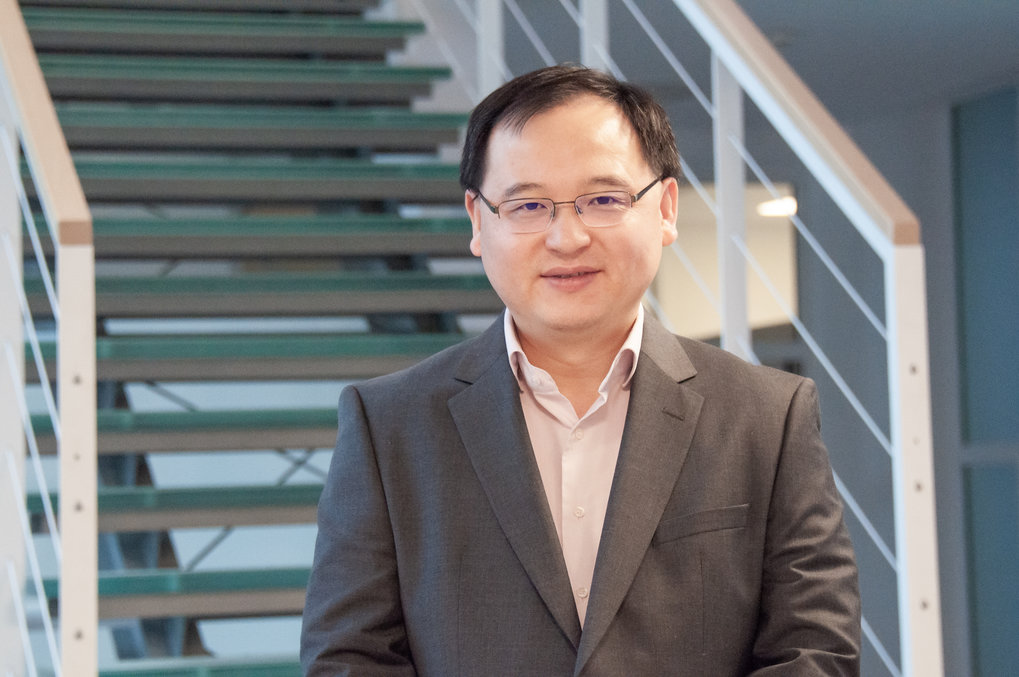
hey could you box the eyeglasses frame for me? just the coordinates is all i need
[474,176,663,231]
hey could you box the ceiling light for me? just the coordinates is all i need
[756,196,798,218]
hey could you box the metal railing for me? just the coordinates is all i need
[0,1,96,675]
[390,0,943,674]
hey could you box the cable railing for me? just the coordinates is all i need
[392,0,942,674]
[0,1,96,675]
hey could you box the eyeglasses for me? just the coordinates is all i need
[475,177,662,234]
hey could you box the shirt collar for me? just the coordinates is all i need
[504,305,643,391]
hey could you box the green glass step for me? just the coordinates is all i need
[30,332,467,381]
[31,407,339,454]
[26,271,499,317]
[24,8,423,57]
[38,54,451,103]
[30,213,471,256]
[28,483,322,531]
[22,0,375,12]
[98,656,300,677]
[45,567,309,619]
[56,102,467,150]
[64,156,462,202]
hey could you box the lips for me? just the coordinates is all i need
[542,267,598,279]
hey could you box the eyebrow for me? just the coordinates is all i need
[500,175,632,199]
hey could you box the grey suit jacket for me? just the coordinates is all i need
[301,313,860,676]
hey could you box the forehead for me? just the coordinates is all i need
[483,95,648,187]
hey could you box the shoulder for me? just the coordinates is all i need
[347,319,507,408]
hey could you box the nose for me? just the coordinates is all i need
[545,202,591,253]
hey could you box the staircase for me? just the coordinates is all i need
[20,1,490,673]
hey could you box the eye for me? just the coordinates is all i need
[582,192,629,209]
[504,200,550,217]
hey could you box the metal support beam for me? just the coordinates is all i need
[476,0,505,97]
[580,0,609,72]
[711,53,750,359]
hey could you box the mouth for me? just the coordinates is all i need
[542,267,598,280]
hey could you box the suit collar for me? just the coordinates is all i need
[448,315,583,647]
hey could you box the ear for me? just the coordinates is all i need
[658,177,679,247]
[465,190,483,257]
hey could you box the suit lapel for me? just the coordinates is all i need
[447,319,583,648]
[575,316,704,673]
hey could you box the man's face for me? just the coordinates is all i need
[465,94,678,344]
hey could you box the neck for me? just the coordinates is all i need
[512,313,638,415]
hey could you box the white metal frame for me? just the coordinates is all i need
[0,1,97,675]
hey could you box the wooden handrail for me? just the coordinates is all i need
[0,0,91,246]
[676,0,920,247]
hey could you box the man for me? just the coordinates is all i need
[301,64,860,676]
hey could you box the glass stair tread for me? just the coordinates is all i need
[97,656,300,677]
[30,213,471,256]
[44,567,310,619]
[23,7,425,43]
[31,407,339,454]
[30,332,468,381]
[25,271,500,317]
[56,102,466,150]
[22,0,377,12]
[59,156,462,202]
[38,54,451,104]
[28,483,323,531]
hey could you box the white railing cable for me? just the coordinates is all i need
[503,0,557,67]
[730,133,888,339]
[5,451,61,675]
[3,345,61,551]
[1,234,61,441]
[619,0,714,116]
[862,614,904,677]
[728,232,894,455]
[0,132,59,322]
[832,472,897,570]
[6,560,39,677]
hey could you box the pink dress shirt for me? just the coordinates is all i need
[504,308,642,626]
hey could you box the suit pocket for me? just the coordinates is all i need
[652,504,749,544]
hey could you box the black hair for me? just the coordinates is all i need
[459,64,682,192]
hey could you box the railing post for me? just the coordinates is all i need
[0,81,26,677]
[711,53,750,358]
[579,0,609,72]
[887,245,944,677]
[476,0,505,96]
[57,236,98,677]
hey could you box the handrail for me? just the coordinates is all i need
[674,0,919,250]
[0,0,91,247]
[0,1,97,675]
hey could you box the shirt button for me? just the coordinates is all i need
[573,429,584,440]
[577,587,589,599]
[574,506,586,518]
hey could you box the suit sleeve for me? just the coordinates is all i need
[300,385,417,677]
[749,378,862,676]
